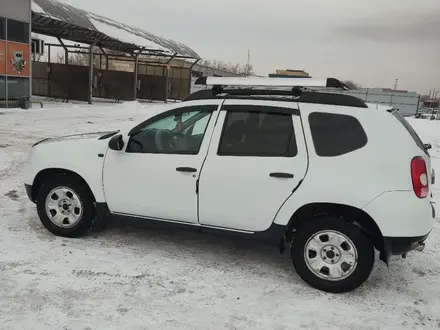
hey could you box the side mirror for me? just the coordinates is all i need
[108,134,124,151]
[424,143,432,150]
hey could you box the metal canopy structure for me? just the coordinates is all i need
[31,0,200,59]
[31,0,201,103]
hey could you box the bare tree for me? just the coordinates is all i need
[32,52,45,62]
[31,33,46,62]
[56,51,88,66]
[420,94,430,102]
[199,59,255,76]
[55,46,104,66]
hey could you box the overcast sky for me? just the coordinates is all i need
[62,0,439,94]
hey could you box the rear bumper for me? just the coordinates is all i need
[383,233,430,256]
[24,184,33,202]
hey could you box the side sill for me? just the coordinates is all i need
[94,202,285,245]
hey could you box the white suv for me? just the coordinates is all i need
[23,77,436,293]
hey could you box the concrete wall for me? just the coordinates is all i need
[0,0,31,22]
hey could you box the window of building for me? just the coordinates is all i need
[0,17,5,40]
[0,76,6,107]
[218,109,297,157]
[7,19,29,44]
[7,76,29,99]
[308,112,368,157]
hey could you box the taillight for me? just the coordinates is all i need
[411,156,428,198]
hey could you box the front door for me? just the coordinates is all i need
[198,100,308,232]
[102,101,221,223]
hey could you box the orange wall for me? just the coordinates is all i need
[6,42,29,76]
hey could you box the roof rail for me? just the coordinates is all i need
[183,89,368,108]
[194,76,350,90]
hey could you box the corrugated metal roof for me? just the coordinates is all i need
[32,0,200,58]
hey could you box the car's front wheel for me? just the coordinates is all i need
[290,216,375,293]
[36,174,95,238]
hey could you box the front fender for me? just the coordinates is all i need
[23,142,108,203]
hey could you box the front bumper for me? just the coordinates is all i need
[383,233,430,257]
[24,184,33,202]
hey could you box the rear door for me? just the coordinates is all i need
[198,99,308,232]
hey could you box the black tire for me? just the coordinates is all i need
[36,174,95,238]
[290,216,375,293]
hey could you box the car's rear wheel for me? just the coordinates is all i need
[36,175,95,238]
[290,216,375,293]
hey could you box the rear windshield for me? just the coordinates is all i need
[390,109,428,155]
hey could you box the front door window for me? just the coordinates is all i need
[127,106,215,154]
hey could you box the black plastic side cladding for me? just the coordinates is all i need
[93,202,286,245]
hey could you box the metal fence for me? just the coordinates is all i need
[331,89,420,115]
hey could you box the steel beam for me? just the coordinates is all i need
[164,53,178,103]
[88,41,98,104]
[187,58,200,96]
[133,50,142,100]
[56,37,69,64]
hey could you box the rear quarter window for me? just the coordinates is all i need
[308,112,368,157]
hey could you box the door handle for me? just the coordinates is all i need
[176,167,197,173]
[270,172,294,178]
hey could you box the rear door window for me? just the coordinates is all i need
[218,107,297,157]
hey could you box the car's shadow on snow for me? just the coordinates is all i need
[26,213,431,296]
[94,223,403,294]
[97,222,433,294]
[98,220,294,275]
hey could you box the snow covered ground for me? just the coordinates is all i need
[0,103,440,330]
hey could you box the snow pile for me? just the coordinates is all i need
[31,1,46,15]
[0,106,439,329]
[89,18,168,52]
[0,149,11,172]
